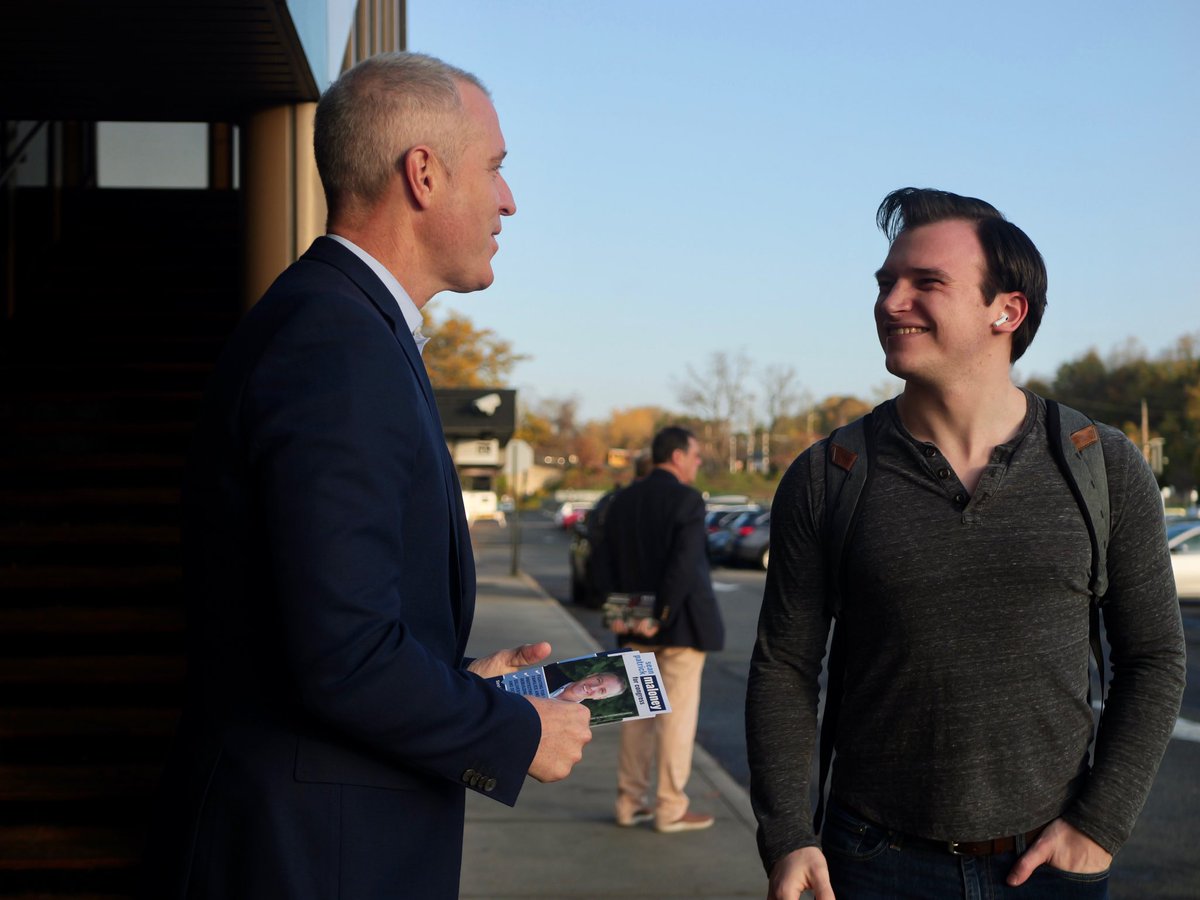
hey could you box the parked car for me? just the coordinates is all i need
[568,516,602,607]
[729,511,771,569]
[1168,519,1200,602]
[706,509,761,565]
[554,500,593,530]
[704,509,731,532]
[704,504,760,535]
[568,491,621,608]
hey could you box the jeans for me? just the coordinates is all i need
[822,799,1109,900]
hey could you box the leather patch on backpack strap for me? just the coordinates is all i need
[830,443,858,472]
[1070,425,1100,452]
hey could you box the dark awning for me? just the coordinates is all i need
[1,0,320,122]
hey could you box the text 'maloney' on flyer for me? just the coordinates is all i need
[489,649,671,727]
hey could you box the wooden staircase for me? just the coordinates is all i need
[0,188,240,898]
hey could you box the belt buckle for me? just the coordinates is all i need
[947,841,967,856]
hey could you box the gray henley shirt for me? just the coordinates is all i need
[747,392,1186,872]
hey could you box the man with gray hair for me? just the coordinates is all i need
[143,52,592,899]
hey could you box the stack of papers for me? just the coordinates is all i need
[490,649,672,726]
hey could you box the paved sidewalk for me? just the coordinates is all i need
[462,540,765,899]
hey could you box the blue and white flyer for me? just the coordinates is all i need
[490,648,671,727]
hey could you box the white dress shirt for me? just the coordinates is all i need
[326,233,429,356]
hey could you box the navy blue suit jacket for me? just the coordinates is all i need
[144,237,540,899]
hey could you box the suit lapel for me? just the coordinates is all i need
[303,238,439,419]
[301,238,473,644]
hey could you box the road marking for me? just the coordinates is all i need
[712,581,741,593]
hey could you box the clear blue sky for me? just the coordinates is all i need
[410,1,1197,423]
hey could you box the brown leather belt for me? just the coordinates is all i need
[907,823,1049,857]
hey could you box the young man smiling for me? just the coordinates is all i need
[747,188,1185,900]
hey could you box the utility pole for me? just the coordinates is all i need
[1140,397,1166,475]
[1141,398,1150,462]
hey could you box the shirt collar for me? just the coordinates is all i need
[326,234,429,354]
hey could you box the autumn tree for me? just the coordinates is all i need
[606,406,670,454]
[514,406,554,450]
[808,395,873,434]
[674,350,754,473]
[760,364,799,431]
[758,364,808,472]
[515,396,583,465]
[420,306,527,388]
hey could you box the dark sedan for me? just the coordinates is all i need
[568,492,621,608]
[728,511,771,569]
[706,508,762,566]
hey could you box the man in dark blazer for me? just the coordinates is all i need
[142,52,592,900]
[603,426,725,833]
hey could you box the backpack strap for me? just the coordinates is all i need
[814,412,873,833]
[823,414,874,618]
[1045,400,1110,600]
[1045,398,1111,712]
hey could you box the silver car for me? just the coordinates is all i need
[1167,519,1200,602]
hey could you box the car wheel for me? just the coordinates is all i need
[760,547,770,570]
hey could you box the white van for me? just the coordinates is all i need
[462,490,506,527]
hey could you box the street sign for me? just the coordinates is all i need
[504,438,534,476]
[503,439,535,576]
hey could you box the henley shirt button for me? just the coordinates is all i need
[937,467,951,479]
[954,493,966,504]
[923,446,937,457]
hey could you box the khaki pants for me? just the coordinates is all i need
[614,644,706,827]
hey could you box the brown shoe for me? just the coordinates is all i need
[655,811,715,833]
[616,808,654,827]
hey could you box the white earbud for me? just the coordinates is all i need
[992,314,1010,327]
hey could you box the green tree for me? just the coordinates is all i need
[1024,334,1200,491]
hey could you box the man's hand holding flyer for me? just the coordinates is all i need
[489,649,671,727]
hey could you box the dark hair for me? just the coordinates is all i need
[651,426,695,465]
[876,187,1047,363]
